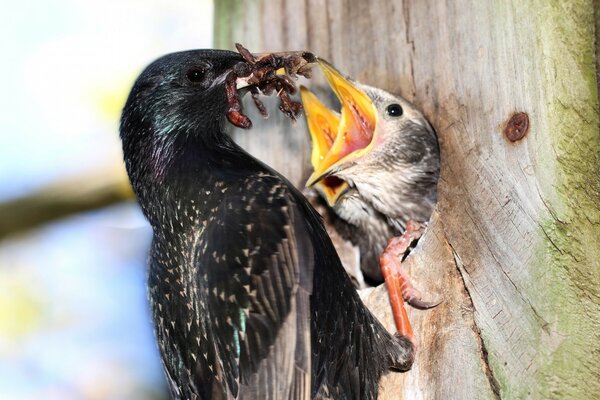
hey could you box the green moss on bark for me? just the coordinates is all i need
[534,0,600,398]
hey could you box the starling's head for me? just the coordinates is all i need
[301,60,439,215]
[119,49,249,192]
[121,49,244,145]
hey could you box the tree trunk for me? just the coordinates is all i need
[214,1,600,398]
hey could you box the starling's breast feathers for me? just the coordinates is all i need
[148,173,314,399]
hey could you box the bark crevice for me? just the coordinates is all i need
[447,239,502,400]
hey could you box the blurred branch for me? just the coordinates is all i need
[0,166,134,240]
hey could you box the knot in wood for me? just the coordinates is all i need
[503,112,529,142]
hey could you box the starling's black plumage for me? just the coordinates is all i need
[120,50,413,400]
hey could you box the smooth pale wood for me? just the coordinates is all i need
[215,1,600,399]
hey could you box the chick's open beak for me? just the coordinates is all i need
[300,87,349,206]
[302,59,378,205]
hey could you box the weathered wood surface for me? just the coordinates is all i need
[216,1,600,399]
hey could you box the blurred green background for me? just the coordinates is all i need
[0,1,214,398]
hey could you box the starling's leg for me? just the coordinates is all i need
[380,253,414,340]
[380,221,439,337]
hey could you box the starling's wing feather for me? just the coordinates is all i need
[295,188,415,399]
[196,175,313,399]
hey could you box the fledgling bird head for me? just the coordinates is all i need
[301,59,440,223]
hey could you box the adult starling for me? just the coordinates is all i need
[300,60,440,319]
[120,49,414,400]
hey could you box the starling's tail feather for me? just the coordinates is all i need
[239,287,311,400]
[385,333,416,372]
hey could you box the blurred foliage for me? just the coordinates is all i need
[0,270,44,343]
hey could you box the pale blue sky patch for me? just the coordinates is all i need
[0,0,214,199]
[0,0,214,398]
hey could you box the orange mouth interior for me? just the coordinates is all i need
[301,59,377,206]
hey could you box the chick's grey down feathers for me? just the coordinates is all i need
[120,50,413,400]
[316,84,439,283]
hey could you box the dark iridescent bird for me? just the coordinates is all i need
[120,49,414,400]
[300,60,440,318]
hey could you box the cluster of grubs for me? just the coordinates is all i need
[225,43,316,129]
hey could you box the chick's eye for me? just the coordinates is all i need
[186,67,206,83]
[386,103,403,117]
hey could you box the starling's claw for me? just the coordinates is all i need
[407,297,442,310]
[395,272,441,310]
[379,220,438,339]
[381,221,436,309]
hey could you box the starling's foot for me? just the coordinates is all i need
[380,221,439,338]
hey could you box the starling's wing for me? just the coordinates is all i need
[197,175,313,399]
[296,187,415,398]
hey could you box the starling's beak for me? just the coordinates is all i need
[302,59,377,205]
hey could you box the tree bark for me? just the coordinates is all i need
[214,1,600,399]
[0,167,132,240]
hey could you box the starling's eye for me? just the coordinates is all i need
[186,67,207,83]
[386,103,403,117]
